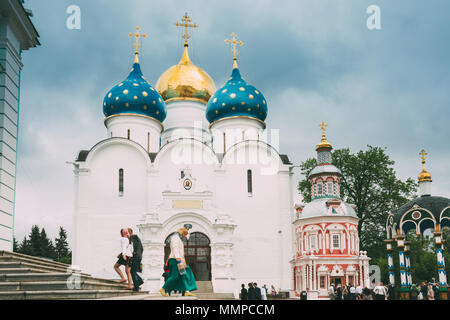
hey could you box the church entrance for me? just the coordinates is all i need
[164,232,211,281]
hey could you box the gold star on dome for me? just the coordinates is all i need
[129,25,147,63]
[175,13,198,47]
[225,32,243,69]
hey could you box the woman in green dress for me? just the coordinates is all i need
[160,227,197,297]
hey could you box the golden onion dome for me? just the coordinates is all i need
[418,170,432,182]
[418,149,432,182]
[155,45,216,105]
[316,121,332,150]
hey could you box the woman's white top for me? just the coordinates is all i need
[169,233,184,260]
[121,237,133,257]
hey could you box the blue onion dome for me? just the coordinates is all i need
[103,62,166,123]
[206,67,267,125]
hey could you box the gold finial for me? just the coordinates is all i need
[129,25,147,63]
[225,32,244,69]
[175,12,198,47]
[316,121,332,150]
[418,149,432,182]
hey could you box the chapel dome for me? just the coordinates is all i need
[155,45,216,105]
[206,67,267,125]
[103,62,166,123]
[300,198,358,219]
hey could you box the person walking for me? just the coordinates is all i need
[349,285,356,300]
[247,282,256,300]
[373,282,387,300]
[113,228,134,289]
[410,283,419,300]
[240,284,248,300]
[342,285,349,300]
[261,284,268,300]
[128,228,144,292]
[254,282,262,300]
[328,283,335,300]
[362,287,373,300]
[355,284,363,300]
[159,228,197,297]
[335,284,342,300]
[427,283,435,300]
[419,282,428,300]
[387,283,396,300]
[270,285,277,298]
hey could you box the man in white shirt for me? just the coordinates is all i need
[373,282,387,300]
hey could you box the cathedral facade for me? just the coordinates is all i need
[72,23,294,295]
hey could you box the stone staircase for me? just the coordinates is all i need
[195,281,235,300]
[0,251,147,300]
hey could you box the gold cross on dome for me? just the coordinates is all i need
[175,13,198,46]
[420,149,428,165]
[129,26,147,63]
[319,121,328,139]
[225,32,243,68]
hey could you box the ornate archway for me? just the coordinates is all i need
[164,232,212,281]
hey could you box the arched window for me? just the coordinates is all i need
[127,129,130,139]
[317,182,323,196]
[334,182,339,196]
[247,169,252,195]
[119,168,124,196]
[328,182,333,196]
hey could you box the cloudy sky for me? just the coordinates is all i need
[14,0,450,244]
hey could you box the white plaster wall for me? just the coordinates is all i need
[210,118,265,154]
[161,100,211,146]
[105,114,162,153]
[73,140,150,278]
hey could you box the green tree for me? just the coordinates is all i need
[297,146,417,261]
[18,236,32,255]
[39,228,56,259]
[12,237,19,252]
[28,225,42,257]
[55,227,70,262]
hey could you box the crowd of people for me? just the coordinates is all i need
[240,283,278,300]
[327,281,445,300]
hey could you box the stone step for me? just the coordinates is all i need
[195,281,213,293]
[0,280,129,291]
[0,261,72,274]
[195,293,235,300]
[0,273,128,287]
[0,251,72,270]
[0,289,148,300]
[0,268,48,275]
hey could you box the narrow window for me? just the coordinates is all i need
[317,183,323,196]
[332,234,340,249]
[310,235,316,250]
[127,129,130,139]
[223,132,226,153]
[328,182,333,195]
[147,132,150,152]
[247,169,253,195]
[119,168,124,196]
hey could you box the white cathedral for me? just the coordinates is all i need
[71,23,295,296]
